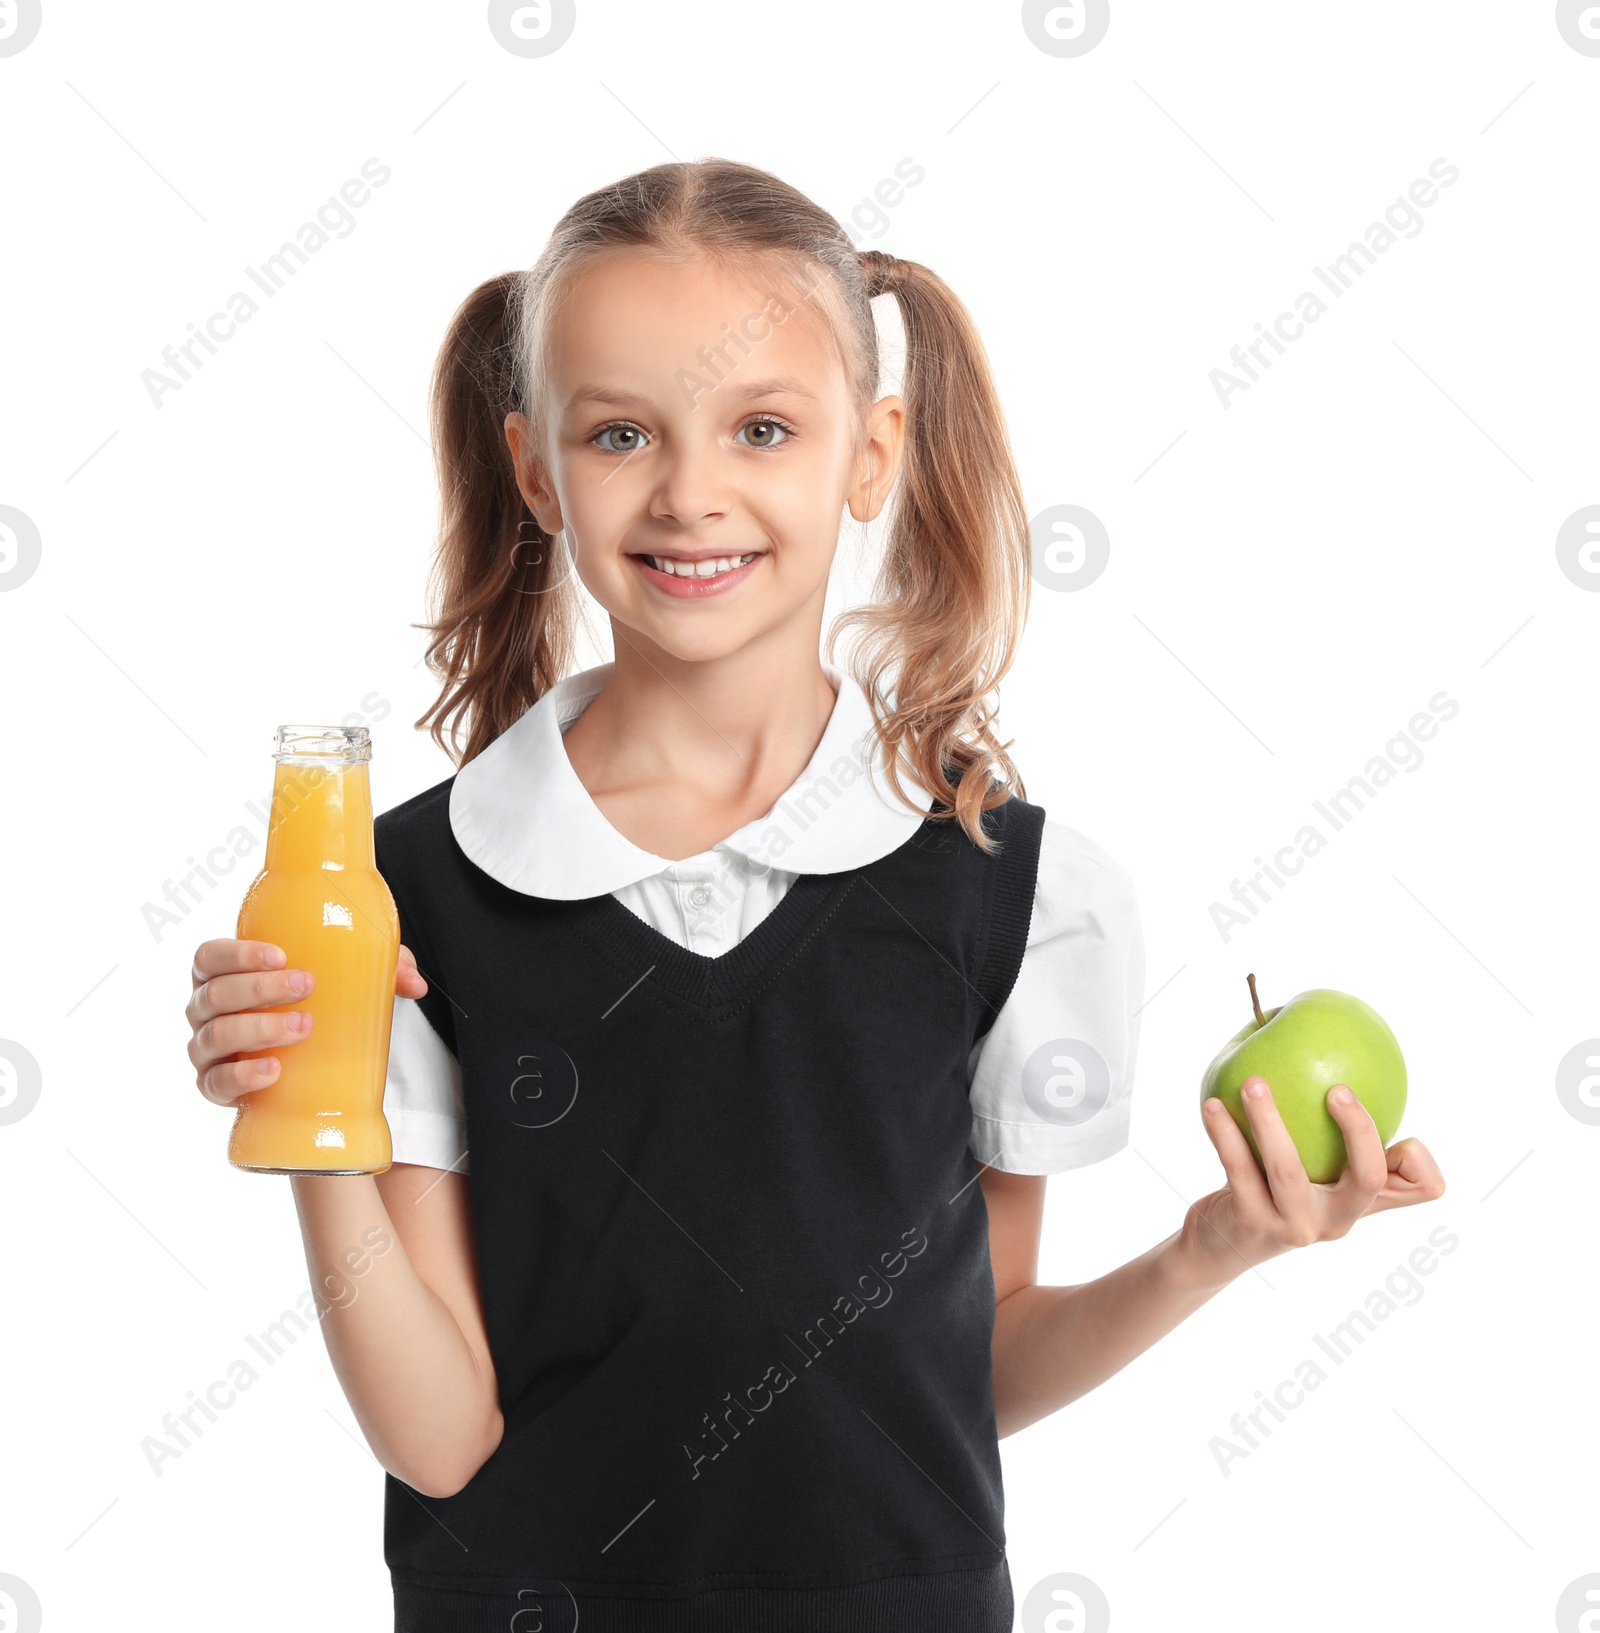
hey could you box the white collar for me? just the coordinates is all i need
[448,660,933,899]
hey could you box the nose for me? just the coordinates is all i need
[644,429,734,531]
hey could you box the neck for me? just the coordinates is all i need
[559,614,842,855]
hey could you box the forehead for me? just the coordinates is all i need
[545,246,848,411]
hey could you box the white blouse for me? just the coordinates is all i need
[381,661,1146,1177]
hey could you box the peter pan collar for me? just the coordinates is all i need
[448,660,933,899]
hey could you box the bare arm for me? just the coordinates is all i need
[980,1078,1446,1438]
[983,1173,1231,1438]
[293,1164,503,1497]
[189,936,504,1498]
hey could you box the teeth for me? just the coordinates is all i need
[646,553,756,578]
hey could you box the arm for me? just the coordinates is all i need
[982,1076,1446,1439]
[293,1162,504,1498]
[190,936,503,1498]
[982,1166,1232,1438]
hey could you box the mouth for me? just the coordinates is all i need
[628,550,765,599]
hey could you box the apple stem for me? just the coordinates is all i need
[1247,972,1265,1029]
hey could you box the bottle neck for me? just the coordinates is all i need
[262,759,375,870]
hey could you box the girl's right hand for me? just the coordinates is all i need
[186,938,429,1106]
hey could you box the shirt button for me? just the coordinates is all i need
[688,884,713,911]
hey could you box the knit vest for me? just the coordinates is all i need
[372,774,1046,1633]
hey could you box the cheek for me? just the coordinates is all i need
[551,460,616,529]
[544,497,624,599]
[764,451,846,530]
[546,470,627,562]
[763,535,839,604]
[565,540,629,610]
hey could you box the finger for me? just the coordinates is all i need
[191,937,283,989]
[1237,1077,1315,1230]
[189,1005,313,1078]
[395,943,429,1000]
[187,961,314,1033]
[1325,1090,1384,1195]
[1369,1137,1447,1211]
[1201,1094,1275,1217]
[1326,1085,1389,1213]
[198,1053,283,1108]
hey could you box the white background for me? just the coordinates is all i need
[2,3,1596,1629]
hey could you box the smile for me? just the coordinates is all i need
[639,553,757,578]
[630,551,765,599]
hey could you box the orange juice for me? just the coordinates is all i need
[228,725,399,1175]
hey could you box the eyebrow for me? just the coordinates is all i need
[566,376,820,410]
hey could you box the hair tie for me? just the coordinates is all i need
[858,248,899,300]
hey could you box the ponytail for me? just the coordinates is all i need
[413,271,578,767]
[834,249,1032,848]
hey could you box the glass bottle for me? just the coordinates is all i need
[228,726,398,1175]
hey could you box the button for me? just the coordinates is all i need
[687,884,713,911]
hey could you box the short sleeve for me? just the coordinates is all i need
[383,995,470,1174]
[966,819,1145,1175]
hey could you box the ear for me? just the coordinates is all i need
[847,394,905,525]
[504,412,564,535]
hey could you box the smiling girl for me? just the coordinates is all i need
[185,158,1444,1631]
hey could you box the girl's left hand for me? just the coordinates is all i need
[1181,1075,1447,1280]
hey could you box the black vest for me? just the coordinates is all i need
[373,775,1045,1633]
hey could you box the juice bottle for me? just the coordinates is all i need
[228,725,399,1175]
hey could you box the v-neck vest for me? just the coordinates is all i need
[372,774,1046,1632]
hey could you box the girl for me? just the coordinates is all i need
[185,158,1445,1631]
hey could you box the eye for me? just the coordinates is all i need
[736,416,794,450]
[592,421,647,455]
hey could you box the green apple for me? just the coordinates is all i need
[1200,975,1406,1184]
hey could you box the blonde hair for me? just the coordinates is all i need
[417,157,1031,848]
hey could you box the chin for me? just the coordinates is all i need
[630,618,761,666]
